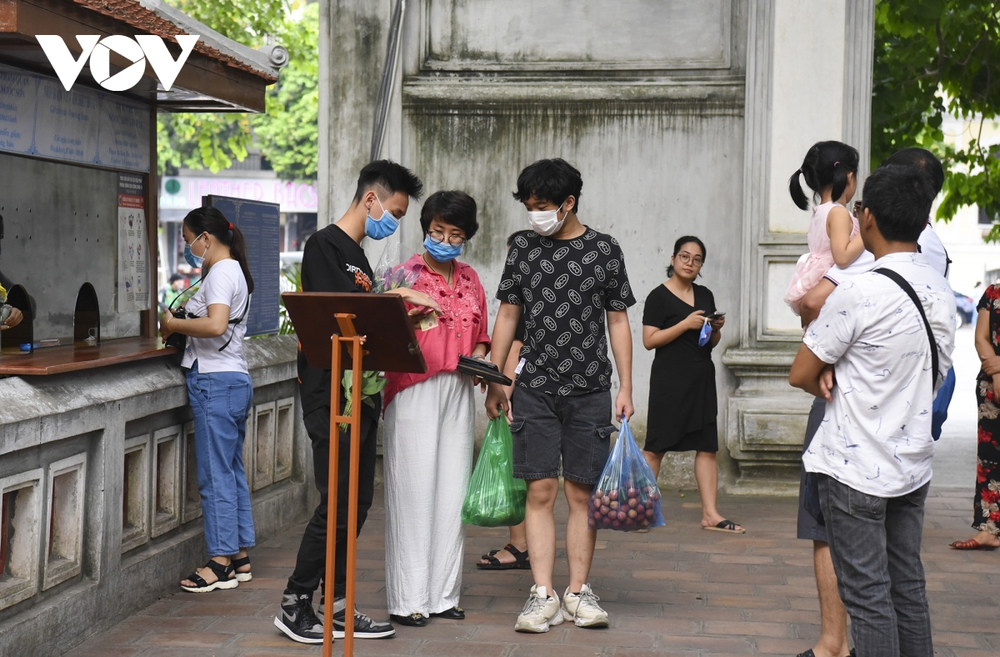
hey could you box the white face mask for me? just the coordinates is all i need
[527,201,566,236]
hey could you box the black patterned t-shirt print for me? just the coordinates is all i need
[497,227,635,396]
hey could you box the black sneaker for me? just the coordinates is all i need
[274,592,326,644]
[320,597,395,639]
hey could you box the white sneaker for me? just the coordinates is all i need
[514,585,563,633]
[561,584,609,628]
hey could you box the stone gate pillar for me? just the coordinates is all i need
[722,0,874,493]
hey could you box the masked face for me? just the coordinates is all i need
[364,194,400,240]
[423,235,463,262]
[526,201,566,236]
[184,233,208,268]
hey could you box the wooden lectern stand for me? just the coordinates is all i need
[282,292,425,657]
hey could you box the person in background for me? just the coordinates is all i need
[791,164,955,657]
[273,160,441,645]
[793,147,951,657]
[641,236,738,533]
[478,231,533,572]
[158,273,186,313]
[382,191,490,626]
[0,213,24,331]
[159,207,256,594]
[949,285,1000,551]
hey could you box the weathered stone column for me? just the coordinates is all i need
[722,0,874,493]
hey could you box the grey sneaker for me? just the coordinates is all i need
[318,596,396,639]
[274,592,326,644]
[514,585,563,633]
[561,584,609,628]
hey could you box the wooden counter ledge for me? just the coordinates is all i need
[0,337,177,376]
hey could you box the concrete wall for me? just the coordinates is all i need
[0,336,314,656]
[319,0,876,492]
[321,0,748,489]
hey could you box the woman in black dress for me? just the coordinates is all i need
[641,236,743,533]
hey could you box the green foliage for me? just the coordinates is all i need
[872,1,1000,238]
[278,263,302,335]
[252,3,320,182]
[158,0,318,182]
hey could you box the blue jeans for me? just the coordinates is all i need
[186,362,255,556]
[817,475,932,657]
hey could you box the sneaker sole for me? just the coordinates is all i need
[332,628,396,639]
[561,609,609,628]
[515,612,564,633]
[180,578,238,593]
[273,616,325,645]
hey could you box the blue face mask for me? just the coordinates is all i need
[697,320,713,347]
[184,234,206,268]
[423,235,463,262]
[364,195,399,240]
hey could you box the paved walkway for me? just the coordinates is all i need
[71,483,999,657]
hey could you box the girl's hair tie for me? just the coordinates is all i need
[228,222,233,230]
[833,161,840,167]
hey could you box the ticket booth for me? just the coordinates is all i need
[0,2,305,653]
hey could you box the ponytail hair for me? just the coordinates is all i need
[182,206,255,294]
[788,141,860,210]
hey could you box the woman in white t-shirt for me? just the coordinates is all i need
[160,206,255,593]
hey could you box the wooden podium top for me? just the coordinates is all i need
[282,292,426,374]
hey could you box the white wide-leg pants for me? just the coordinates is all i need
[382,371,474,617]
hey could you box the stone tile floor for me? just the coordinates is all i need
[71,484,1000,656]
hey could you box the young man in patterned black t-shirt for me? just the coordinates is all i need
[485,158,635,633]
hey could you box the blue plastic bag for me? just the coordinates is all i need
[697,320,712,346]
[588,417,666,531]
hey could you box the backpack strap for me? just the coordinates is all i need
[873,268,940,390]
[217,295,250,352]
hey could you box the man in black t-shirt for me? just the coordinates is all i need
[275,161,440,645]
[485,158,635,633]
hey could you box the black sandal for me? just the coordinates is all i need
[180,559,238,593]
[477,543,530,570]
[232,555,252,582]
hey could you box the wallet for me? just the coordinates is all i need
[457,355,512,386]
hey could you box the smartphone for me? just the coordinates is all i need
[708,311,726,320]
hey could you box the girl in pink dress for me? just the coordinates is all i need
[783,141,864,316]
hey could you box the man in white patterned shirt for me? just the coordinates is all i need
[790,164,956,657]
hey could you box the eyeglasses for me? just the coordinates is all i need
[676,252,703,266]
[428,230,465,246]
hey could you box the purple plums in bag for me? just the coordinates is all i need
[587,416,665,532]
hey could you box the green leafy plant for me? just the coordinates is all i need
[159,0,318,182]
[872,0,1000,238]
[278,263,301,335]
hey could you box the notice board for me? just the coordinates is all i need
[203,195,280,337]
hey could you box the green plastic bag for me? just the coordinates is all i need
[461,415,527,527]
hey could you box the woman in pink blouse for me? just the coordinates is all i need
[382,191,490,627]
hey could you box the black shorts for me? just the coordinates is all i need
[509,386,615,485]
[797,397,828,542]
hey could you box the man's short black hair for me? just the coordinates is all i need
[861,164,935,242]
[512,158,583,213]
[419,191,479,240]
[882,148,944,196]
[353,160,423,203]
